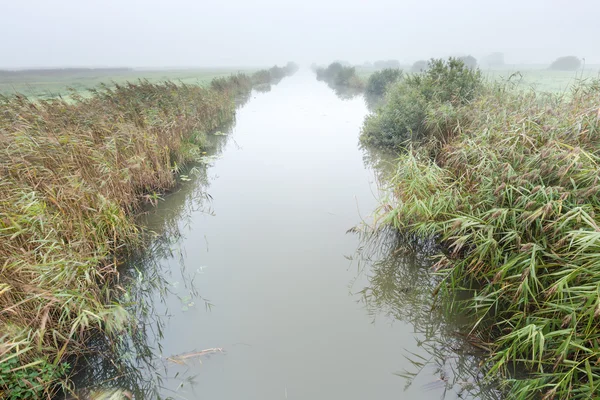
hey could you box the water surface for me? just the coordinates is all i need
[73,71,495,400]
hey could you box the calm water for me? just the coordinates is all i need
[73,72,496,400]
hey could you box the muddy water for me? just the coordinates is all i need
[73,72,497,399]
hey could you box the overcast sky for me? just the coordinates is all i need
[1,0,598,68]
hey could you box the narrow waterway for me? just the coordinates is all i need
[73,71,496,400]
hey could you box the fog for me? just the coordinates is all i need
[2,0,599,68]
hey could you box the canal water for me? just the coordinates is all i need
[72,71,497,400]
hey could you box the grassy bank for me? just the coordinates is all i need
[0,67,263,99]
[361,59,600,398]
[0,63,297,398]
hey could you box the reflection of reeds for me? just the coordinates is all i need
[371,78,600,398]
[352,229,500,399]
[0,65,297,397]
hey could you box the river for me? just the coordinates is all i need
[71,71,497,400]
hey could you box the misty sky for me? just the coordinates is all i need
[2,0,599,68]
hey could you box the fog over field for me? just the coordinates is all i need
[2,0,599,68]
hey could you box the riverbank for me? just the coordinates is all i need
[0,63,297,398]
[357,58,600,398]
[0,67,260,99]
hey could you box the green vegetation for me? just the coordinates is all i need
[361,56,600,398]
[365,68,402,97]
[549,56,582,71]
[315,62,365,91]
[362,58,482,148]
[484,68,600,94]
[0,67,258,99]
[0,64,296,398]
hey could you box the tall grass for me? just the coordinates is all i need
[0,65,295,398]
[371,77,600,398]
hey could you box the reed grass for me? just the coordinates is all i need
[371,76,600,398]
[0,65,295,398]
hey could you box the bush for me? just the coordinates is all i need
[362,58,483,148]
[316,62,365,91]
[362,84,428,148]
[365,68,403,97]
[549,56,581,71]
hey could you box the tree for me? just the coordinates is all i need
[365,68,403,96]
[549,56,581,71]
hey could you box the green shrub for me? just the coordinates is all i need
[316,62,365,92]
[408,58,482,104]
[361,58,483,149]
[365,68,403,97]
[362,84,427,148]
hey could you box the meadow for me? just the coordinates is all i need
[352,64,600,94]
[0,67,258,99]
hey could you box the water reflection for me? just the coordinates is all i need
[318,82,364,100]
[351,229,501,399]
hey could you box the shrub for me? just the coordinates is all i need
[549,56,581,71]
[413,58,482,104]
[362,58,483,148]
[365,68,403,97]
[316,62,344,81]
[316,62,365,91]
[362,84,428,148]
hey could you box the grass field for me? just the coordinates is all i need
[482,66,600,93]
[0,67,258,98]
[355,64,600,93]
